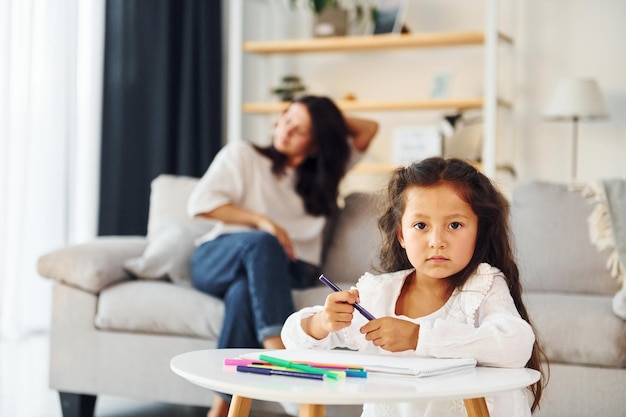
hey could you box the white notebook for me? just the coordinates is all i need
[241,349,477,378]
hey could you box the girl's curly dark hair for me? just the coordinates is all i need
[377,157,547,412]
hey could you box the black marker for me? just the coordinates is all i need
[236,365,326,381]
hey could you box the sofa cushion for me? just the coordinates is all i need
[511,181,620,296]
[123,217,214,285]
[525,292,626,368]
[96,280,224,339]
[323,192,382,283]
[38,237,147,294]
[128,174,219,285]
[95,280,351,339]
[292,284,354,309]
[147,174,200,240]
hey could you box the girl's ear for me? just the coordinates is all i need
[396,226,405,248]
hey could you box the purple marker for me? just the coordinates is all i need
[318,274,376,321]
[236,365,325,381]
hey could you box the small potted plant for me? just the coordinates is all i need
[271,75,307,102]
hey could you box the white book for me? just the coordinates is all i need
[241,349,476,378]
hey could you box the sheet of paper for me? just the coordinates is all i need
[241,349,476,378]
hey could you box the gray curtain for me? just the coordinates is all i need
[99,0,222,236]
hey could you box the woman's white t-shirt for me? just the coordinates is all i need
[187,141,358,266]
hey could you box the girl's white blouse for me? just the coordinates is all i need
[281,263,536,417]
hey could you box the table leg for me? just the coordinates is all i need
[227,395,253,417]
[299,404,325,417]
[463,397,490,417]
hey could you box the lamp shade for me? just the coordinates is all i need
[544,78,609,120]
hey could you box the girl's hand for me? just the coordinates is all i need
[360,317,420,352]
[302,290,360,340]
[256,217,295,260]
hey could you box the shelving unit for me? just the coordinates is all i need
[243,31,513,54]
[228,0,512,179]
[243,97,511,114]
[241,97,511,113]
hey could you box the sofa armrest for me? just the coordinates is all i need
[37,236,148,294]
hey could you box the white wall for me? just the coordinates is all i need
[231,0,626,192]
[515,0,626,182]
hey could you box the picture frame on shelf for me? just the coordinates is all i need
[392,126,442,165]
[372,0,409,34]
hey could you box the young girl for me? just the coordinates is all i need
[281,157,546,417]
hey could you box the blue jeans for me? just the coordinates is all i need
[191,231,318,350]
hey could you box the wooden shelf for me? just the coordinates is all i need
[231,2,515,179]
[353,161,516,176]
[352,162,398,174]
[244,31,513,54]
[243,98,511,114]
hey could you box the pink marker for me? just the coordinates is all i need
[224,358,267,366]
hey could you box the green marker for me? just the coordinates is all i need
[259,354,344,380]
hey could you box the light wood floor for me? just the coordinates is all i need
[0,334,286,417]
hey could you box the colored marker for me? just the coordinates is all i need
[236,365,325,381]
[324,367,367,378]
[227,358,366,378]
[258,354,344,380]
[291,361,367,378]
[319,274,376,321]
[224,358,266,366]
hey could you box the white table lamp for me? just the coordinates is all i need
[544,78,609,179]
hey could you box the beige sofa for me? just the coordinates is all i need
[38,175,625,417]
[510,181,625,417]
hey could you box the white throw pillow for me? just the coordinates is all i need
[123,216,214,285]
[147,174,200,240]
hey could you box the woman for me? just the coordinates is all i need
[187,95,378,417]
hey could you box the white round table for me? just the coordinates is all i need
[171,348,540,417]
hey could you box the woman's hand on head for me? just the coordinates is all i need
[256,217,295,261]
[344,116,379,153]
[302,290,359,340]
[360,317,419,352]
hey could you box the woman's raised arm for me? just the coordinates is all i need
[344,115,379,153]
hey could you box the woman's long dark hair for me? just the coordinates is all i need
[254,95,350,217]
[378,157,547,412]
